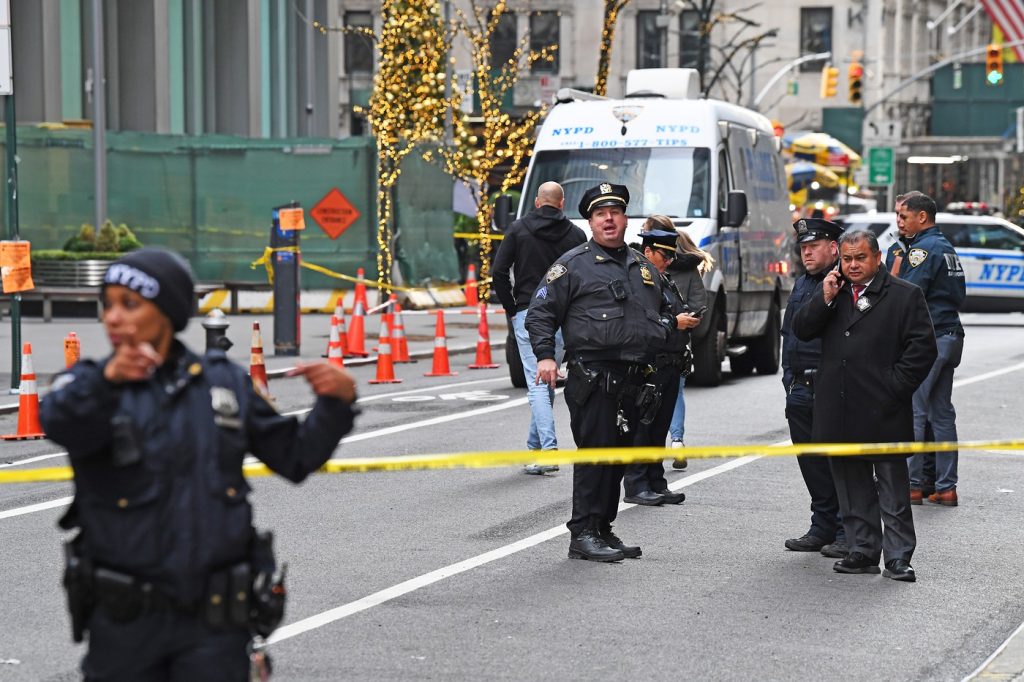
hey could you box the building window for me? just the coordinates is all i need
[637,10,662,69]
[490,10,517,68]
[679,10,705,69]
[799,8,832,71]
[344,11,373,74]
[529,11,559,74]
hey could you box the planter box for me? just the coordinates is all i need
[32,259,114,287]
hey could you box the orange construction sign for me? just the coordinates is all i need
[0,241,34,293]
[311,188,361,240]
[278,207,306,231]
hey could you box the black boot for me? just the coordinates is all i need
[600,524,641,559]
[568,524,625,562]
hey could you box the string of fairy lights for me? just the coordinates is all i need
[313,1,558,296]
[596,1,631,97]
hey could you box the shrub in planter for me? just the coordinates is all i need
[39,221,143,261]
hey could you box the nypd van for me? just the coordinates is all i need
[837,212,1024,312]
[500,68,794,387]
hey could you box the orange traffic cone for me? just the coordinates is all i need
[346,299,369,357]
[465,264,479,307]
[324,302,350,358]
[327,315,345,368]
[354,268,369,311]
[250,322,271,398]
[468,303,499,369]
[2,343,45,441]
[391,296,413,363]
[369,318,402,384]
[424,310,457,377]
[63,332,81,368]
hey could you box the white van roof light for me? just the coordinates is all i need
[625,68,701,99]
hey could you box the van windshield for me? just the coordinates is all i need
[522,147,712,219]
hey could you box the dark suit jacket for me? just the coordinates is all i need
[792,268,938,458]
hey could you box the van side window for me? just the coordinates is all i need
[717,150,729,215]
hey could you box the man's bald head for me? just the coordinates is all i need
[535,182,565,210]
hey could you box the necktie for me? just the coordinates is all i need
[852,284,865,307]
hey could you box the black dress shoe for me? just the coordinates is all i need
[624,490,665,506]
[653,488,686,504]
[568,529,624,562]
[600,527,641,559]
[820,541,849,559]
[784,533,827,552]
[883,559,916,582]
[833,551,881,574]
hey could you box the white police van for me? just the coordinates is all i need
[836,212,1024,312]
[500,68,794,386]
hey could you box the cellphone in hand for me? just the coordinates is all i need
[691,306,708,319]
[832,264,846,284]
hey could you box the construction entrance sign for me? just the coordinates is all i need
[311,188,360,239]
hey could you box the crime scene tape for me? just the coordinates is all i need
[250,247,491,294]
[2,439,1022,485]
[452,232,504,241]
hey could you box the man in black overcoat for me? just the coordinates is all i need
[793,229,937,582]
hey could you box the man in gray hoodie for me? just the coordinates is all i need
[493,181,586,473]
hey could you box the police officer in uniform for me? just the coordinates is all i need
[887,192,966,506]
[622,229,699,506]
[526,184,695,562]
[41,248,358,681]
[781,219,847,558]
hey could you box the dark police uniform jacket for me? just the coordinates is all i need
[792,268,937,459]
[781,263,834,388]
[525,240,675,364]
[885,226,966,334]
[40,343,356,604]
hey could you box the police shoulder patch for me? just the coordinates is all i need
[908,248,928,268]
[545,263,567,283]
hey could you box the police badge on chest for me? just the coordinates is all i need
[211,386,242,429]
[856,296,872,313]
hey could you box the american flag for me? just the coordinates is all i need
[981,0,1024,61]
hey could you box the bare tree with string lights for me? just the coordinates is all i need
[347,0,450,294]
[596,0,632,96]
[426,0,556,300]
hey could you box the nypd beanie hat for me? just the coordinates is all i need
[102,248,195,331]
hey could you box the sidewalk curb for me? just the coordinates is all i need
[0,341,507,416]
[963,619,1024,681]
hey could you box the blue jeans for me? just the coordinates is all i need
[513,310,563,450]
[910,331,963,492]
[669,376,686,442]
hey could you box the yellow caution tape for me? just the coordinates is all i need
[453,232,504,241]
[250,247,490,295]
[2,439,1021,485]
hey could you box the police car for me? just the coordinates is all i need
[836,212,1024,312]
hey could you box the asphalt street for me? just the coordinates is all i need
[0,312,1022,681]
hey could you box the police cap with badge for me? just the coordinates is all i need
[793,218,843,244]
[639,229,678,258]
[579,183,630,219]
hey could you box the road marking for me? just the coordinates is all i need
[953,360,1024,389]
[268,453,765,645]
[0,496,73,521]
[0,377,511,467]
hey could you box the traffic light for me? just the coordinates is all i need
[848,62,864,104]
[986,44,1004,85]
[819,65,839,99]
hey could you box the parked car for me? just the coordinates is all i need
[836,212,1024,312]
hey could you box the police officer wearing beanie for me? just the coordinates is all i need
[622,227,699,507]
[41,248,358,681]
[526,185,697,562]
[781,219,847,558]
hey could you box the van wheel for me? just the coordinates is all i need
[729,352,755,376]
[750,299,781,375]
[691,304,725,387]
[506,329,527,388]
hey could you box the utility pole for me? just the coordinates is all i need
[91,0,106,233]
[3,0,20,390]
